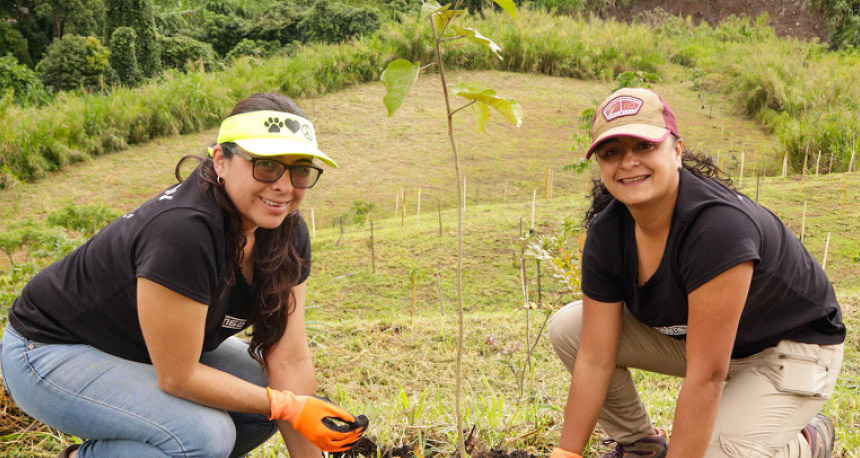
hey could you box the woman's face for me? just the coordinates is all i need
[213,145,311,234]
[593,135,683,211]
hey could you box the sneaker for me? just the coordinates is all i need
[803,414,835,458]
[600,428,668,458]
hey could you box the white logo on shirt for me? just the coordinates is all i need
[222,315,247,330]
[654,325,688,336]
[159,184,181,201]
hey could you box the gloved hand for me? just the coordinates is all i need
[550,447,583,458]
[266,387,368,452]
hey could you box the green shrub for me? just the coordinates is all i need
[225,38,281,60]
[158,34,219,71]
[46,203,122,237]
[245,3,303,44]
[0,21,33,68]
[105,0,161,77]
[0,55,49,106]
[110,27,142,86]
[808,0,860,49]
[193,11,248,56]
[298,0,380,44]
[36,35,114,92]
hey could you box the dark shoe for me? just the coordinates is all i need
[803,414,835,458]
[57,444,80,458]
[601,428,668,458]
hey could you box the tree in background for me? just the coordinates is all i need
[104,0,160,78]
[36,35,113,92]
[808,0,860,48]
[110,26,140,86]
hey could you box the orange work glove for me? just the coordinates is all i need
[550,447,583,458]
[266,387,368,452]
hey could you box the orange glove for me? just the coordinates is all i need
[550,447,583,458]
[266,387,368,452]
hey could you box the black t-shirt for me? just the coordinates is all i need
[9,169,311,364]
[582,169,845,358]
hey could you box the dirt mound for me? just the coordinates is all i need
[607,0,827,41]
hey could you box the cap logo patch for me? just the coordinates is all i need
[603,96,643,122]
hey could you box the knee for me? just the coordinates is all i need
[175,411,236,458]
[548,301,584,369]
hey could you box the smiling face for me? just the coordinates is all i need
[593,135,683,212]
[212,144,312,234]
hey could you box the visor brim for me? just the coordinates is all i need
[586,125,670,159]
[234,138,338,168]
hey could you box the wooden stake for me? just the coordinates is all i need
[842,174,848,217]
[755,174,762,203]
[530,190,536,233]
[801,147,809,192]
[782,153,788,178]
[717,151,722,170]
[437,272,444,314]
[545,167,550,201]
[822,232,831,271]
[437,198,443,237]
[370,219,376,273]
[800,200,807,242]
[815,150,821,176]
[739,152,745,188]
[311,208,316,241]
[416,187,421,227]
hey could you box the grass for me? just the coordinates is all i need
[0,71,858,457]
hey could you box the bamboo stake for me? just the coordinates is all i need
[739,152,745,188]
[755,174,762,203]
[842,174,848,217]
[370,219,376,274]
[437,272,444,314]
[311,208,316,241]
[717,151,722,171]
[782,153,788,178]
[815,150,821,176]
[437,198,442,236]
[801,147,809,192]
[822,232,831,271]
[530,190,536,233]
[545,167,550,200]
[800,200,807,242]
[520,258,532,390]
[416,187,421,227]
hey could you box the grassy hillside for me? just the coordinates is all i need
[0,72,858,457]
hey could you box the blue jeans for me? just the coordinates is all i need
[1,324,277,458]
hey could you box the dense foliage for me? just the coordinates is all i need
[809,0,860,49]
[0,55,48,106]
[109,26,141,85]
[35,35,114,92]
[0,21,32,67]
[104,0,160,77]
[158,34,219,72]
[298,0,380,44]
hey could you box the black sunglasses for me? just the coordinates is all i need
[232,149,323,188]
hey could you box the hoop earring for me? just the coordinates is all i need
[217,175,224,185]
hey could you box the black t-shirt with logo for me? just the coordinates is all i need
[9,169,311,364]
[582,169,845,358]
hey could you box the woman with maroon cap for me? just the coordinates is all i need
[546,88,845,458]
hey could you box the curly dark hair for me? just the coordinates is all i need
[584,140,734,228]
[175,93,310,367]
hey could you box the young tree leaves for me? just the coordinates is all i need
[471,101,491,133]
[381,58,420,117]
[453,83,523,127]
[420,0,449,20]
[451,25,502,59]
[492,0,518,21]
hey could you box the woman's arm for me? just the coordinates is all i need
[666,261,753,458]
[137,277,271,414]
[264,280,322,458]
[557,295,624,455]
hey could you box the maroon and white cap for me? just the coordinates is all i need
[585,87,680,159]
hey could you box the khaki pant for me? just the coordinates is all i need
[548,301,844,458]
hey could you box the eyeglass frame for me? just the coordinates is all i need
[229,147,324,188]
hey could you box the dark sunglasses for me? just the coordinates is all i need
[232,149,323,188]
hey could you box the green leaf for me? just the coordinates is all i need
[420,0,449,20]
[451,25,503,60]
[381,59,420,117]
[452,83,523,127]
[493,0,518,20]
[472,101,490,133]
[432,9,465,33]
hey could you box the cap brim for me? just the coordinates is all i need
[585,125,670,159]
[234,138,338,168]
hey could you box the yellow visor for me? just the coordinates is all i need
[210,110,337,168]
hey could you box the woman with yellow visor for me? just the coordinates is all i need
[1,93,367,458]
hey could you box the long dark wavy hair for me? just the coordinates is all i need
[584,137,735,228]
[175,93,310,367]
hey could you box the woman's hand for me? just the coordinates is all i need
[267,388,368,451]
